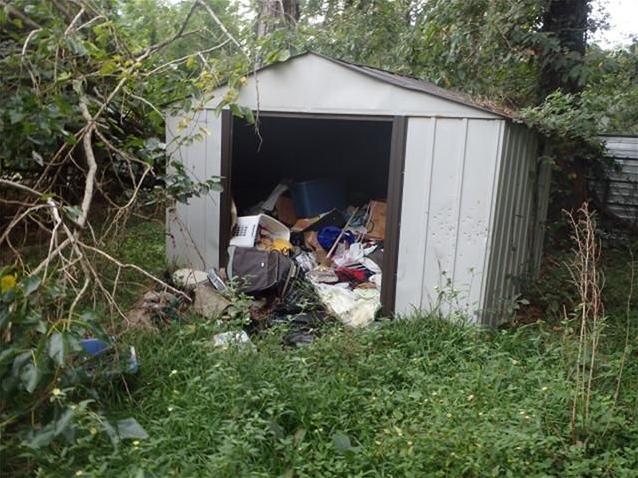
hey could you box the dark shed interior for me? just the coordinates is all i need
[231,116,393,214]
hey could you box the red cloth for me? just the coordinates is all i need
[335,266,369,284]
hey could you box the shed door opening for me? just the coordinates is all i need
[221,113,402,314]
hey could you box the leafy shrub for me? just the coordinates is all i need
[0,269,146,476]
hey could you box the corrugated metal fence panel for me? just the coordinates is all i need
[165,110,222,270]
[395,117,504,322]
[482,123,542,325]
[596,135,638,226]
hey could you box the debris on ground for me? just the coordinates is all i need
[192,283,231,318]
[78,338,138,378]
[126,290,180,332]
[212,330,253,349]
[172,268,209,291]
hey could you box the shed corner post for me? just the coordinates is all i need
[219,109,233,268]
[382,116,408,317]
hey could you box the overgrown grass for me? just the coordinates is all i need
[28,316,637,477]
[9,216,636,477]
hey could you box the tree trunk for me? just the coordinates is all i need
[540,0,589,96]
[256,0,300,38]
[540,0,591,210]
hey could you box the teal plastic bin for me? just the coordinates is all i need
[290,178,346,217]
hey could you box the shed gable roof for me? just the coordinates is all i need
[311,53,513,119]
[206,52,508,119]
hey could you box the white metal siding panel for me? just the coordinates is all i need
[206,55,499,119]
[165,110,222,270]
[483,124,542,324]
[395,117,504,321]
[420,118,468,309]
[453,120,502,313]
[395,117,436,315]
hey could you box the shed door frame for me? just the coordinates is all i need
[220,109,407,316]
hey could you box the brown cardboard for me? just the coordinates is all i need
[275,196,298,226]
[366,200,387,241]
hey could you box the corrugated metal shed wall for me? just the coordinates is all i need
[596,135,638,227]
[395,117,504,322]
[165,110,222,270]
[482,123,547,325]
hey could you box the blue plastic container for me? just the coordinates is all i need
[80,338,109,356]
[290,178,346,218]
[317,226,355,250]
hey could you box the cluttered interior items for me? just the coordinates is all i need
[217,116,393,343]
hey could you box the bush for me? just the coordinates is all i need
[0,269,146,477]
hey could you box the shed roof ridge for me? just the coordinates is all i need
[304,51,515,119]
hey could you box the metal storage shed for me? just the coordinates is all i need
[165,52,551,325]
[594,135,638,228]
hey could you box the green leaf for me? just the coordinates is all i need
[239,106,255,124]
[48,333,65,366]
[293,427,306,446]
[54,408,74,435]
[332,432,352,452]
[278,49,291,62]
[116,418,148,440]
[9,110,25,124]
[102,419,119,447]
[0,346,15,366]
[21,275,41,296]
[31,150,44,166]
[63,205,83,222]
[98,60,119,75]
[27,423,56,449]
[20,362,41,393]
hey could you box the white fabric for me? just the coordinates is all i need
[312,282,380,328]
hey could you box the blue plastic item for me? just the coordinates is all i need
[290,178,346,218]
[80,338,109,356]
[317,226,355,250]
[79,338,138,375]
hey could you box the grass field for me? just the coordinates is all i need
[6,216,638,477]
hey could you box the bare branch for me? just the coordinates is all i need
[196,0,246,56]
[78,242,191,302]
[64,7,85,36]
[1,1,41,30]
[0,178,43,197]
[78,98,98,229]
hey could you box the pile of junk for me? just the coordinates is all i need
[201,178,387,345]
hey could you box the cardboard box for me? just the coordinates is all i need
[275,196,298,226]
[365,200,387,241]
